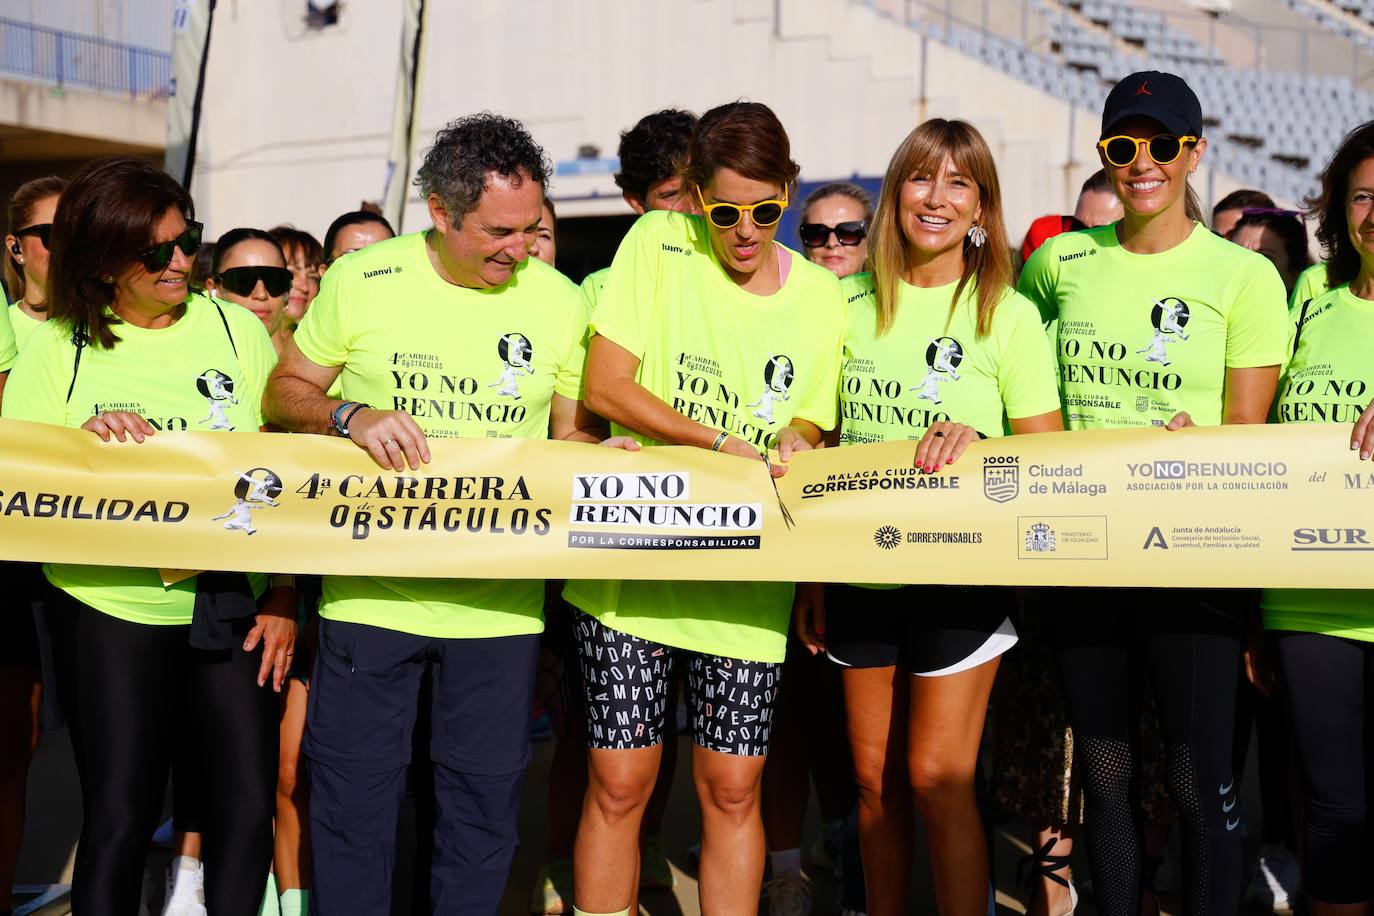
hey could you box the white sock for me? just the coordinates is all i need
[167,856,200,901]
[770,847,802,876]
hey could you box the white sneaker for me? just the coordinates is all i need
[161,856,208,916]
[1244,843,1301,915]
[763,869,813,916]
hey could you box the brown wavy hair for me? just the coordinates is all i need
[1306,120,1374,289]
[5,175,67,302]
[680,102,800,199]
[870,119,1012,337]
[46,158,194,349]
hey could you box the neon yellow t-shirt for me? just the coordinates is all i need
[2,294,275,625]
[839,273,1060,443]
[0,300,16,372]
[1290,262,1330,311]
[1263,284,1374,642]
[581,267,609,315]
[7,303,45,353]
[1018,222,1288,429]
[563,210,846,663]
[292,231,589,639]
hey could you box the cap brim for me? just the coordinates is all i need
[1102,105,1193,138]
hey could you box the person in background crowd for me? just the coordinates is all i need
[1211,188,1276,238]
[1291,260,1331,309]
[579,109,701,310]
[189,243,215,290]
[1019,214,1085,266]
[207,229,295,355]
[533,198,558,267]
[797,118,1062,916]
[3,157,295,916]
[532,107,700,916]
[1227,210,1313,300]
[0,173,62,916]
[319,210,395,271]
[1271,120,1374,916]
[569,101,846,916]
[1074,168,1124,228]
[269,226,324,327]
[758,178,872,916]
[264,113,606,915]
[797,181,872,279]
[1019,71,1288,916]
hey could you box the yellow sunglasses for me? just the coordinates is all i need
[694,186,789,229]
[1098,133,1199,168]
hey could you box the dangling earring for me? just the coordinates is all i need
[967,223,987,248]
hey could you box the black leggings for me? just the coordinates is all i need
[47,588,277,916]
[1276,630,1374,905]
[1047,589,1244,916]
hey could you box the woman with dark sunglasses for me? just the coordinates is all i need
[207,229,296,355]
[2,157,296,916]
[799,182,872,279]
[1018,72,1288,916]
[567,101,846,916]
[5,176,65,356]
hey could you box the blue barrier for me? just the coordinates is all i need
[0,16,171,98]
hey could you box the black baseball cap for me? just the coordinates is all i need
[1101,71,1203,138]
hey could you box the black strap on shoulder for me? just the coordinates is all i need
[1292,298,1313,357]
[65,323,87,405]
[213,300,239,358]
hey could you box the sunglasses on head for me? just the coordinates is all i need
[137,221,203,272]
[1097,134,1198,168]
[800,220,867,248]
[694,187,788,229]
[215,265,293,298]
[15,223,52,249]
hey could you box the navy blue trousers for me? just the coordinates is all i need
[304,618,539,915]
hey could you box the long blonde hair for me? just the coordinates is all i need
[871,119,1011,337]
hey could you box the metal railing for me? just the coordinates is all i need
[0,16,171,98]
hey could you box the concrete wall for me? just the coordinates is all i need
[187,0,1256,240]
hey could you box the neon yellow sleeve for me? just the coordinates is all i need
[1225,256,1289,369]
[1,320,69,425]
[292,265,351,369]
[995,291,1063,420]
[792,273,846,432]
[587,214,660,360]
[1016,238,1062,326]
[555,288,591,401]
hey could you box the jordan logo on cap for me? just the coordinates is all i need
[1135,81,1152,96]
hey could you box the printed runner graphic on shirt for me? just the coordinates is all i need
[196,370,238,431]
[913,337,964,405]
[489,332,534,400]
[1138,297,1191,367]
[748,355,794,424]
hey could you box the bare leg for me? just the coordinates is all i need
[1024,823,1076,916]
[573,745,660,913]
[842,665,913,916]
[907,657,1001,916]
[274,679,310,890]
[693,744,768,916]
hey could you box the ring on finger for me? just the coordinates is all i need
[933,430,945,438]
[385,438,399,448]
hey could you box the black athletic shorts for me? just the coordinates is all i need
[824,583,1017,676]
[573,610,781,756]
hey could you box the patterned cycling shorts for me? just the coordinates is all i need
[573,610,782,756]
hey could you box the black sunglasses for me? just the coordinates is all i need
[138,221,203,272]
[15,223,52,249]
[799,220,867,248]
[216,265,293,298]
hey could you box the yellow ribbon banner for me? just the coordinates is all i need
[0,418,1371,588]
